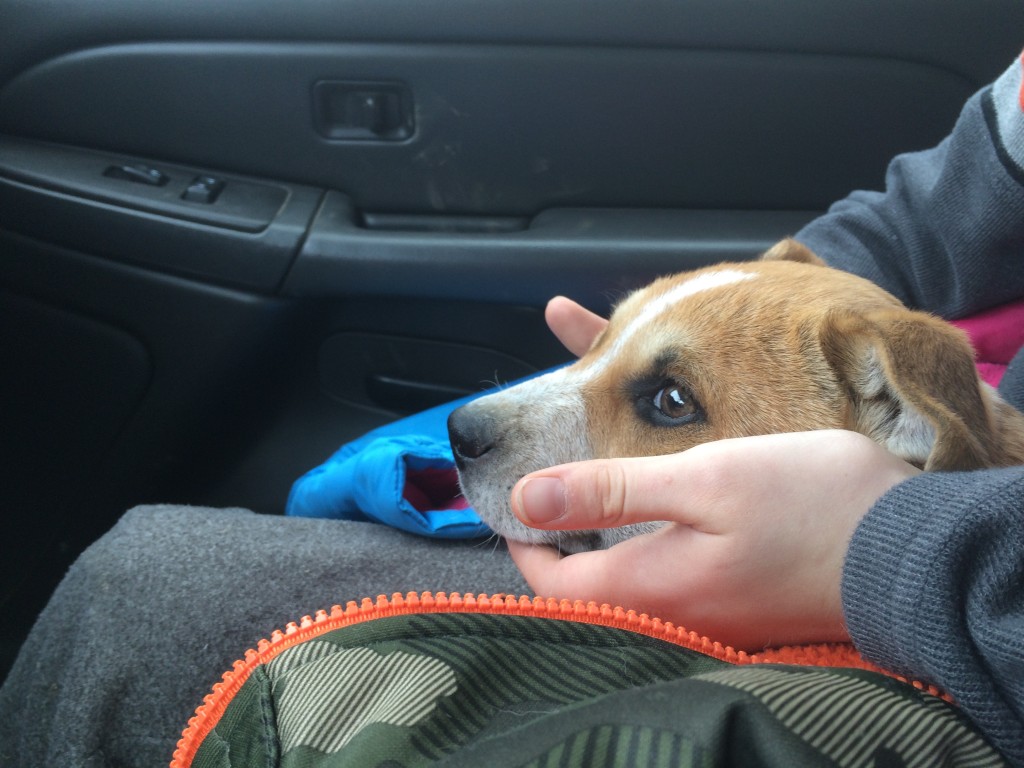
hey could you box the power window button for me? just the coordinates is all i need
[182,175,225,204]
[104,163,169,186]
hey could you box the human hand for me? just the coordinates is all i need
[506,429,920,651]
[543,295,608,357]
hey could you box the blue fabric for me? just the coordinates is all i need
[286,366,564,538]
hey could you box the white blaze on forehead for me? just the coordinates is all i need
[576,269,757,382]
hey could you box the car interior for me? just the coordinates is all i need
[2,0,1023,683]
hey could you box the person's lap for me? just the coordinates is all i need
[0,505,526,768]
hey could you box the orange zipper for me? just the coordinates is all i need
[170,591,948,768]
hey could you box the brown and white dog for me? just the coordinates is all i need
[448,239,1024,553]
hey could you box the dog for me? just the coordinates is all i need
[447,239,1024,553]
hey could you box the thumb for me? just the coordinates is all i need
[512,455,699,531]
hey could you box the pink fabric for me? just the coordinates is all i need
[403,467,469,512]
[950,298,1024,386]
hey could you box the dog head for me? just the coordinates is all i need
[448,239,1024,552]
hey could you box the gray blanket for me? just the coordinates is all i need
[0,505,526,767]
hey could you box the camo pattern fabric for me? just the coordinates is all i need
[188,612,1005,767]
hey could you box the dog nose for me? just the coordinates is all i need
[447,405,496,465]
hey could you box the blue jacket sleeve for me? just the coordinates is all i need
[286,366,564,539]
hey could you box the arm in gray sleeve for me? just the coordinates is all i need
[811,53,1024,764]
[796,55,1024,319]
[843,467,1024,765]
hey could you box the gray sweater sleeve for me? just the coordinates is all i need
[796,57,1024,319]
[797,55,1024,764]
[844,469,1024,765]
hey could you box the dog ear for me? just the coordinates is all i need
[819,308,999,470]
[761,238,825,266]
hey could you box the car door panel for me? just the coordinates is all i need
[0,137,322,291]
[0,41,990,214]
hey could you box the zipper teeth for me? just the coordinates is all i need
[170,591,948,768]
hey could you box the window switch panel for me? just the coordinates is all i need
[103,163,169,186]
[182,175,225,204]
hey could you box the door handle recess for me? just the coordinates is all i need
[366,375,472,413]
[313,81,414,142]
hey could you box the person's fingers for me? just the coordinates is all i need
[512,431,918,535]
[504,431,920,651]
[544,296,608,358]
[506,538,643,603]
[511,453,717,531]
[505,539,562,581]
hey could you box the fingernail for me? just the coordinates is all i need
[515,477,567,525]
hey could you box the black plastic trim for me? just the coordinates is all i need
[0,43,987,216]
[0,136,292,232]
[284,191,818,307]
[4,0,1022,88]
[0,137,324,292]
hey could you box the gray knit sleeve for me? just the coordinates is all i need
[796,56,1024,319]
[806,54,1024,765]
[842,468,1024,764]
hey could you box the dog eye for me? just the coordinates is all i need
[638,381,702,426]
[652,384,697,419]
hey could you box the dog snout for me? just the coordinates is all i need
[447,405,498,466]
